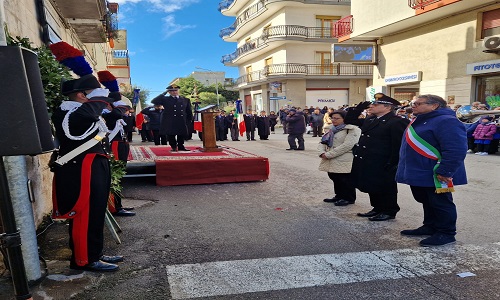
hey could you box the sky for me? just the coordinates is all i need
[114,0,239,100]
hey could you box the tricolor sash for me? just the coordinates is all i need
[405,120,454,193]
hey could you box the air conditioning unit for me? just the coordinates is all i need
[483,35,500,53]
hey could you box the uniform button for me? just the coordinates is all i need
[354,155,358,157]
[361,134,364,136]
[174,115,177,116]
[367,135,370,137]
[363,146,366,148]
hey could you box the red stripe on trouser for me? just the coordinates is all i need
[72,153,96,266]
[111,141,119,160]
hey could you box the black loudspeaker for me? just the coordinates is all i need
[0,46,55,156]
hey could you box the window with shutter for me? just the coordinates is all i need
[482,8,500,38]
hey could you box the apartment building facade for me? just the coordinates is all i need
[338,0,500,106]
[219,0,373,113]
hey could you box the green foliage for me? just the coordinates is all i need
[196,91,222,107]
[109,158,127,197]
[220,88,239,103]
[175,76,239,108]
[176,77,204,98]
[6,35,71,117]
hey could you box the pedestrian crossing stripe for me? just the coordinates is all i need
[167,242,500,299]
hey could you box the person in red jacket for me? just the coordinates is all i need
[472,116,497,156]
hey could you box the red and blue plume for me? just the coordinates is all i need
[97,70,119,92]
[49,41,93,77]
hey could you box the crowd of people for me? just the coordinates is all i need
[314,93,488,247]
[133,86,483,248]
[47,44,495,276]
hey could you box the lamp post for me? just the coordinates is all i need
[196,66,220,107]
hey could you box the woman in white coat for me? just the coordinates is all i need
[318,110,361,206]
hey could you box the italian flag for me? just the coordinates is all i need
[405,120,454,193]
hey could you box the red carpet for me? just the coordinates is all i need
[128,145,269,186]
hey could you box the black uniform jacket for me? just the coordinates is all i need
[351,112,409,193]
[151,94,193,136]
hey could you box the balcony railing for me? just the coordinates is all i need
[219,0,352,38]
[219,0,265,38]
[221,36,266,64]
[333,15,353,38]
[263,25,340,39]
[408,0,442,9]
[218,0,235,12]
[112,50,128,58]
[222,25,339,64]
[235,63,373,85]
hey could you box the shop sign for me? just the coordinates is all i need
[269,82,282,93]
[383,72,421,85]
[466,59,500,75]
[306,90,348,107]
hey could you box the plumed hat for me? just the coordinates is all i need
[373,93,400,106]
[97,70,122,102]
[49,41,102,96]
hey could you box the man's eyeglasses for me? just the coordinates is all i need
[411,101,431,107]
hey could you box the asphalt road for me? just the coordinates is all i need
[3,127,500,299]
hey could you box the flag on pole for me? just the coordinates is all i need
[133,88,140,106]
[239,115,246,137]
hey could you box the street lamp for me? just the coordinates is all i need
[195,66,220,107]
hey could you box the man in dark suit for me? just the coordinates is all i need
[215,111,228,141]
[141,105,165,145]
[243,109,257,141]
[349,93,410,221]
[151,84,193,151]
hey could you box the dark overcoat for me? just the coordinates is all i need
[243,114,257,131]
[351,112,409,193]
[286,111,306,135]
[257,116,271,136]
[151,94,193,136]
[141,107,162,130]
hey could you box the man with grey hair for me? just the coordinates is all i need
[397,94,467,247]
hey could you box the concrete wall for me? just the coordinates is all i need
[374,7,500,105]
[4,0,40,44]
[286,79,307,108]
[351,0,414,37]
[349,79,371,104]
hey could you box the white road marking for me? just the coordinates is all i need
[167,243,500,299]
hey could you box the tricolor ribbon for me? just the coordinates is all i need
[405,119,455,193]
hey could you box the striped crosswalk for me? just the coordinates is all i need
[167,242,500,299]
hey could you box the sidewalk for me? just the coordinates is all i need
[0,126,498,299]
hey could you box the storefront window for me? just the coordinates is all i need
[476,76,500,109]
[392,86,419,103]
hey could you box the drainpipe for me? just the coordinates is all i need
[4,157,42,284]
[35,0,49,46]
[0,0,35,299]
